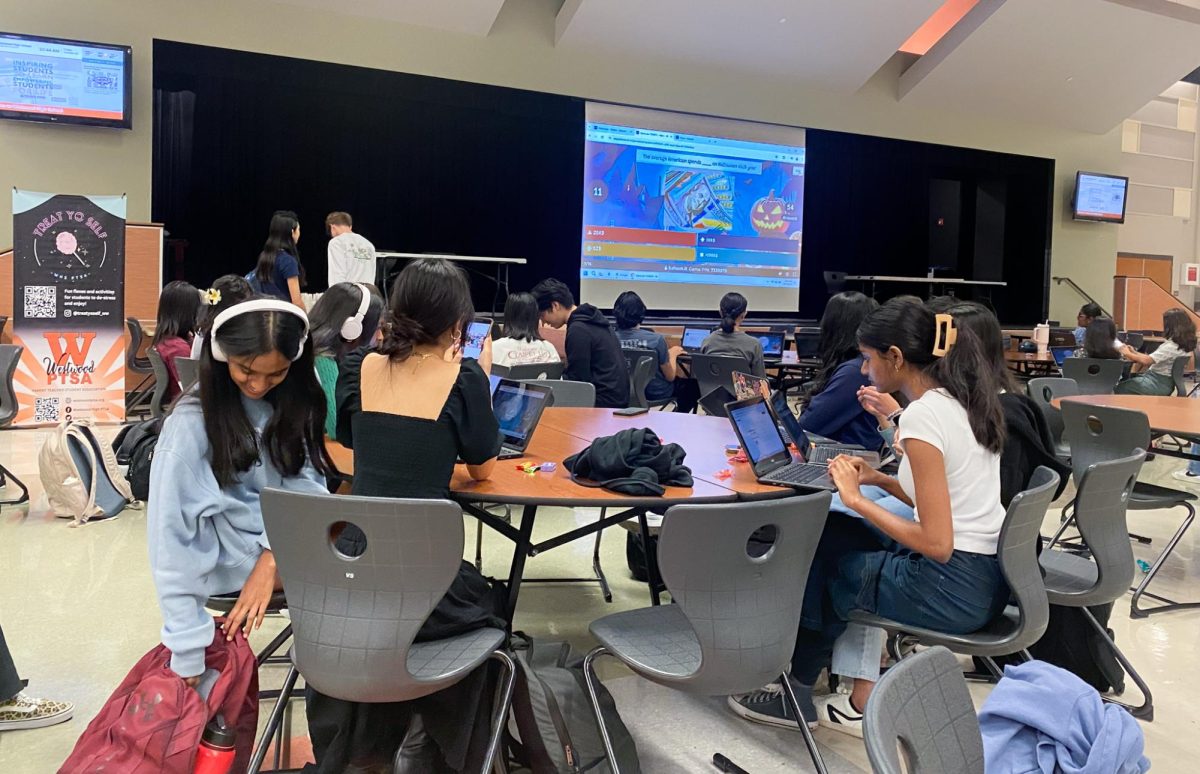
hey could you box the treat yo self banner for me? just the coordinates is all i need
[12,189,127,426]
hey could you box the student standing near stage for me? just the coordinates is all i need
[531,278,630,408]
[325,211,377,286]
[252,210,306,308]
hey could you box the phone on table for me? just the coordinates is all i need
[613,407,649,416]
[462,318,493,360]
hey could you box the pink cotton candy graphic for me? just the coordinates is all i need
[56,231,78,255]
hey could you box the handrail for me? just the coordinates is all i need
[1112,275,1200,333]
[1052,276,1110,318]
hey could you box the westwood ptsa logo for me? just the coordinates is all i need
[42,332,98,385]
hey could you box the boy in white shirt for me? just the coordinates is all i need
[325,211,377,286]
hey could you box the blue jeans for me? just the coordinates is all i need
[790,513,1008,685]
[1188,394,1200,475]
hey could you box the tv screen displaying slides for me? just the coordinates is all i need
[1072,172,1128,223]
[581,103,805,311]
[0,32,132,128]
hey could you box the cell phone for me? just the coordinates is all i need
[463,318,493,360]
[613,406,649,416]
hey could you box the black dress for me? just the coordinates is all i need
[303,351,505,773]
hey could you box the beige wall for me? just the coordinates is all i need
[0,0,1120,321]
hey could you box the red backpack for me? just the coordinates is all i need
[60,622,259,773]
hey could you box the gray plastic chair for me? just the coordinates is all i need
[1171,353,1190,396]
[0,345,29,504]
[863,646,983,774]
[1026,377,1078,460]
[623,351,665,410]
[147,348,173,418]
[1039,451,1154,720]
[1052,401,1197,618]
[1062,357,1124,395]
[251,489,516,774]
[124,317,155,413]
[850,467,1059,675]
[582,493,832,774]
[689,353,748,418]
[525,379,595,408]
[493,361,564,381]
[176,356,199,392]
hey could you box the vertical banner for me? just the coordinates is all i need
[12,190,126,426]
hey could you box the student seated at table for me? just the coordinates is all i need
[1115,308,1196,395]
[795,291,881,449]
[332,257,506,772]
[733,297,1010,735]
[191,274,255,358]
[1081,316,1123,360]
[701,291,765,377]
[147,299,332,692]
[1074,302,1103,346]
[531,278,630,408]
[151,280,202,404]
[612,290,699,412]
[492,292,561,368]
[306,281,383,437]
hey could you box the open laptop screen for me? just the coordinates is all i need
[728,398,788,464]
[770,391,804,443]
[1050,346,1075,367]
[754,332,784,357]
[681,327,709,349]
[492,381,549,446]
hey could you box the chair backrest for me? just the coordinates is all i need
[656,492,830,695]
[1061,401,1150,487]
[125,318,151,371]
[1061,357,1123,395]
[689,353,747,396]
[525,379,595,408]
[623,352,656,409]
[1052,451,1145,606]
[1171,353,1189,395]
[261,489,477,702]
[0,344,22,427]
[146,348,172,418]
[495,361,564,381]
[1025,377,1078,448]
[823,270,847,295]
[863,646,984,774]
[176,356,199,391]
[994,466,1059,648]
[0,315,9,340]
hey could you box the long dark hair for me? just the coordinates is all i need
[255,210,305,288]
[152,281,201,346]
[197,275,255,338]
[379,258,474,361]
[857,296,1006,453]
[719,292,748,334]
[803,291,878,407]
[502,292,542,342]
[1163,308,1197,352]
[196,306,332,488]
[309,282,384,357]
[1083,317,1121,360]
[941,300,1016,394]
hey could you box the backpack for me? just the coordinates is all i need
[112,418,162,501]
[112,417,161,466]
[59,621,259,774]
[38,420,134,525]
[506,634,640,773]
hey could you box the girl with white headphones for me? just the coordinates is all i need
[307,282,384,438]
[146,299,333,687]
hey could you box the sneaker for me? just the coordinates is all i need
[727,680,817,730]
[1172,470,1200,486]
[814,692,864,738]
[0,693,74,731]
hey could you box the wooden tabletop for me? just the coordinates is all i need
[1004,350,1055,364]
[1054,394,1200,437]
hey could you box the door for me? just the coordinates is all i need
[1117,253,1174,290]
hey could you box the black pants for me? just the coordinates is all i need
[0,624,25,702]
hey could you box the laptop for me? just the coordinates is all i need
[681,326,710,353]
[725,395,836,490]
[1050,346,1075,368]
[766,391,881,467]
[732,371,772,401]
[490,379,552,460]
[793,328,821,359]
[1048,328,1077,348]
[753,332,785,360]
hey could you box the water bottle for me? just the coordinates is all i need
[193,717,236,774]
[1034,322,1050,357]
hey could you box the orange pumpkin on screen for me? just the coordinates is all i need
[751,190,787,235]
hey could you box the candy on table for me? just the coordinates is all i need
[713,469,733,480]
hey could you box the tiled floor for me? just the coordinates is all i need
[0,423,1196,772]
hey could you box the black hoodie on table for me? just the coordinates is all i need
[565,304,630,408]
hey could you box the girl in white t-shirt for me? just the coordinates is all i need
[736,297,1011,735]
[492,292,561,368]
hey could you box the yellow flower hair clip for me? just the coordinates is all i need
[203,288,222,306]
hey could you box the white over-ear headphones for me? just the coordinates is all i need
[210,299,310,362]
[340,283,370,342]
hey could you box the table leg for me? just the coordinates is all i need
[502,504,538,626]
[636,509,663,606]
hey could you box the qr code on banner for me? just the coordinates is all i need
[24,286,56,319]
[34,397,59,424]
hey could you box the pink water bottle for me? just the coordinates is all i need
[193,717,236,774]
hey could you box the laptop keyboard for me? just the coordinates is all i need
[807,446,871,464]
[765,464,829,486]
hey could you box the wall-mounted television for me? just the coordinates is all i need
[1072,171,1128,223]
[0,31,132,129]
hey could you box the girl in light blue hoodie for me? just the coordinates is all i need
[147,298,333,683]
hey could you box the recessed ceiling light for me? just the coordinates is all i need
[1066,76,1074,83]
[779,17,787,23]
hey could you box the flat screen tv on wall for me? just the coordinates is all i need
[1072,171,1128,223]
[0,31,132,129]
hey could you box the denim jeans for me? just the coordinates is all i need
[790,513,1008,685]
[0,625,24,702]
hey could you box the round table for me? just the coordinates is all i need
[1054,394,1200,441]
